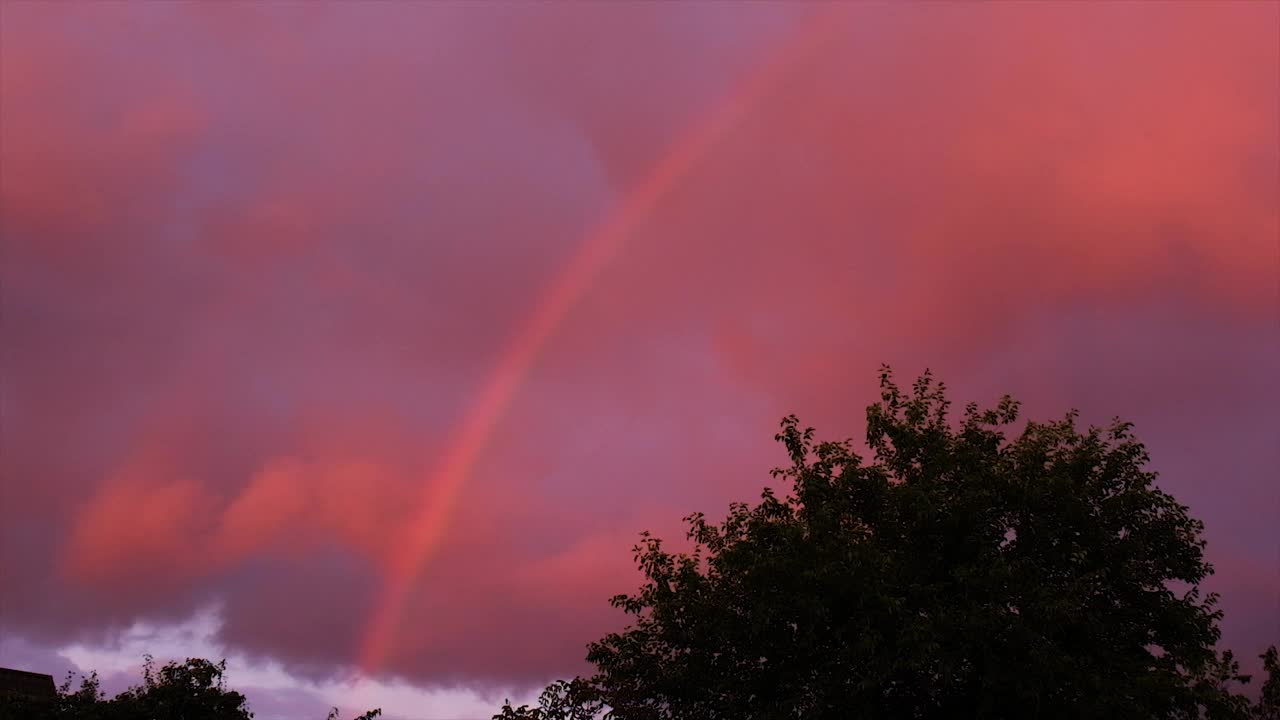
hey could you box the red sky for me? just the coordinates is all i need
[1,3,1277,718]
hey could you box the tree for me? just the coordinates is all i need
[1257,647,1280,720]
[0,657,379,720]
[0,671,104,720]
[494,679,603,720]
[108,656,254,719]
[0,657,253,720]
[327,708,383,720]
[520,368,1267,719]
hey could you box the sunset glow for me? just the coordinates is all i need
[1,2,1275,718]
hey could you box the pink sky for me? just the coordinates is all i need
[1,3,1277,718]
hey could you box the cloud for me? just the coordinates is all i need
[1,0,1275,707]
[47,606,529,720]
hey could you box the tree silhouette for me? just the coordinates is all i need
[495,679,603,720]
[0,657,250,720]
[110,656,253,719]
[502,368,1273,720]
[0,657,379,720]
[1257,647,1280,720]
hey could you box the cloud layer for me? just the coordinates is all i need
[2,1,1276,713]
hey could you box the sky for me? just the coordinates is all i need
[1,2,1277,718]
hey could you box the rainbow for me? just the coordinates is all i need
[358,6,845,676]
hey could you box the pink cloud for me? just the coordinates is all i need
[1,0,1275,703]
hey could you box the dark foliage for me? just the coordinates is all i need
[502,368,1275,720]
[494,679,603,720]
[1257,647,1280,720]
[0,656,378,720]
[0,657,251,720]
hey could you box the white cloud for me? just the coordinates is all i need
[56,606,541,720]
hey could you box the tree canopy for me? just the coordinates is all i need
[498,368,1275,720]
[0,656,379,720]
[0,657,252,720]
